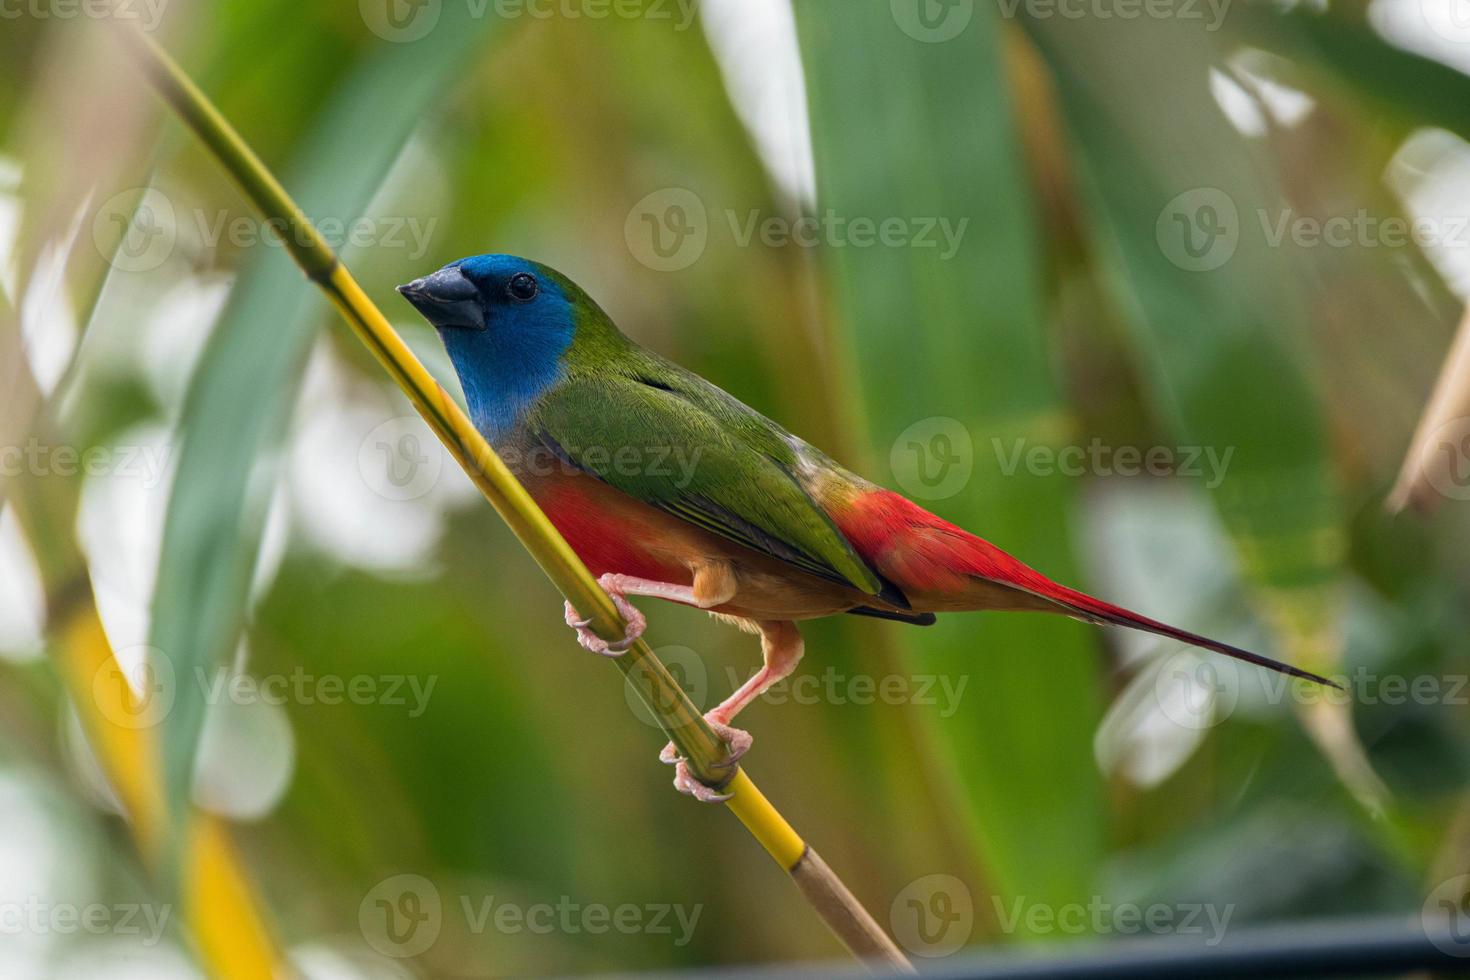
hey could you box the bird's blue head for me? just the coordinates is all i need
[398,254,578,439]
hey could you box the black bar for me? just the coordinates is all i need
[598,916,1470,980]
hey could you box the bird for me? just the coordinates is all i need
[398,253,1338,801]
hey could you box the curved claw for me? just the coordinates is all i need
[563,601,593,630]
[659,717,752,803]
[562,594,646,657]
[670,759,733,803]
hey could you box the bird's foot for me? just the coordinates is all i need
[659,717,752,803]
[563,576,646,657]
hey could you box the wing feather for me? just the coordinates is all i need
[528,369,890,598]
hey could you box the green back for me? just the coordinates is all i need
[523,280,884,598]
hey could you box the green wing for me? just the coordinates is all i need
[527,367,887,598]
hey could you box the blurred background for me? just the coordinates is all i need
[3,0,1470,976]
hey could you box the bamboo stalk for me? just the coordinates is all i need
[112,23,912,972]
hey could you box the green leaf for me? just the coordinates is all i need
[1239,6,1470,146]
[1024,14,1345,606]
[794,4,1106,915]
[1024,14,1384,808]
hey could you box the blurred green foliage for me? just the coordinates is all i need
[2,0,1470,976]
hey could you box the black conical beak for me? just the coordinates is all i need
[397,265,484,330]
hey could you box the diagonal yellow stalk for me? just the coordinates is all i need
[113,23,911,972]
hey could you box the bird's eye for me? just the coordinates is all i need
[507,272,538,302]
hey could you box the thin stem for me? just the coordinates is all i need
[113,23,912,972]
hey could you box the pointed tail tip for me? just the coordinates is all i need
[1278,661,1343,691]
[1184,634,1342,691]
[1158,626,1344,692]
[974,565,1346,691]
[1049,588,1344,691]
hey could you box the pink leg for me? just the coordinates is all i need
[563,574,692,656]
[564,571,734,656]
[709,621,804,726]
[661,621,804,803]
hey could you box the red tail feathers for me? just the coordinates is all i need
[840,489,1339,688]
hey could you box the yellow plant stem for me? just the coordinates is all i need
[54,579,283,979]
[5,335,282,978]
[115,22,911,971]
[54,588,166,858]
